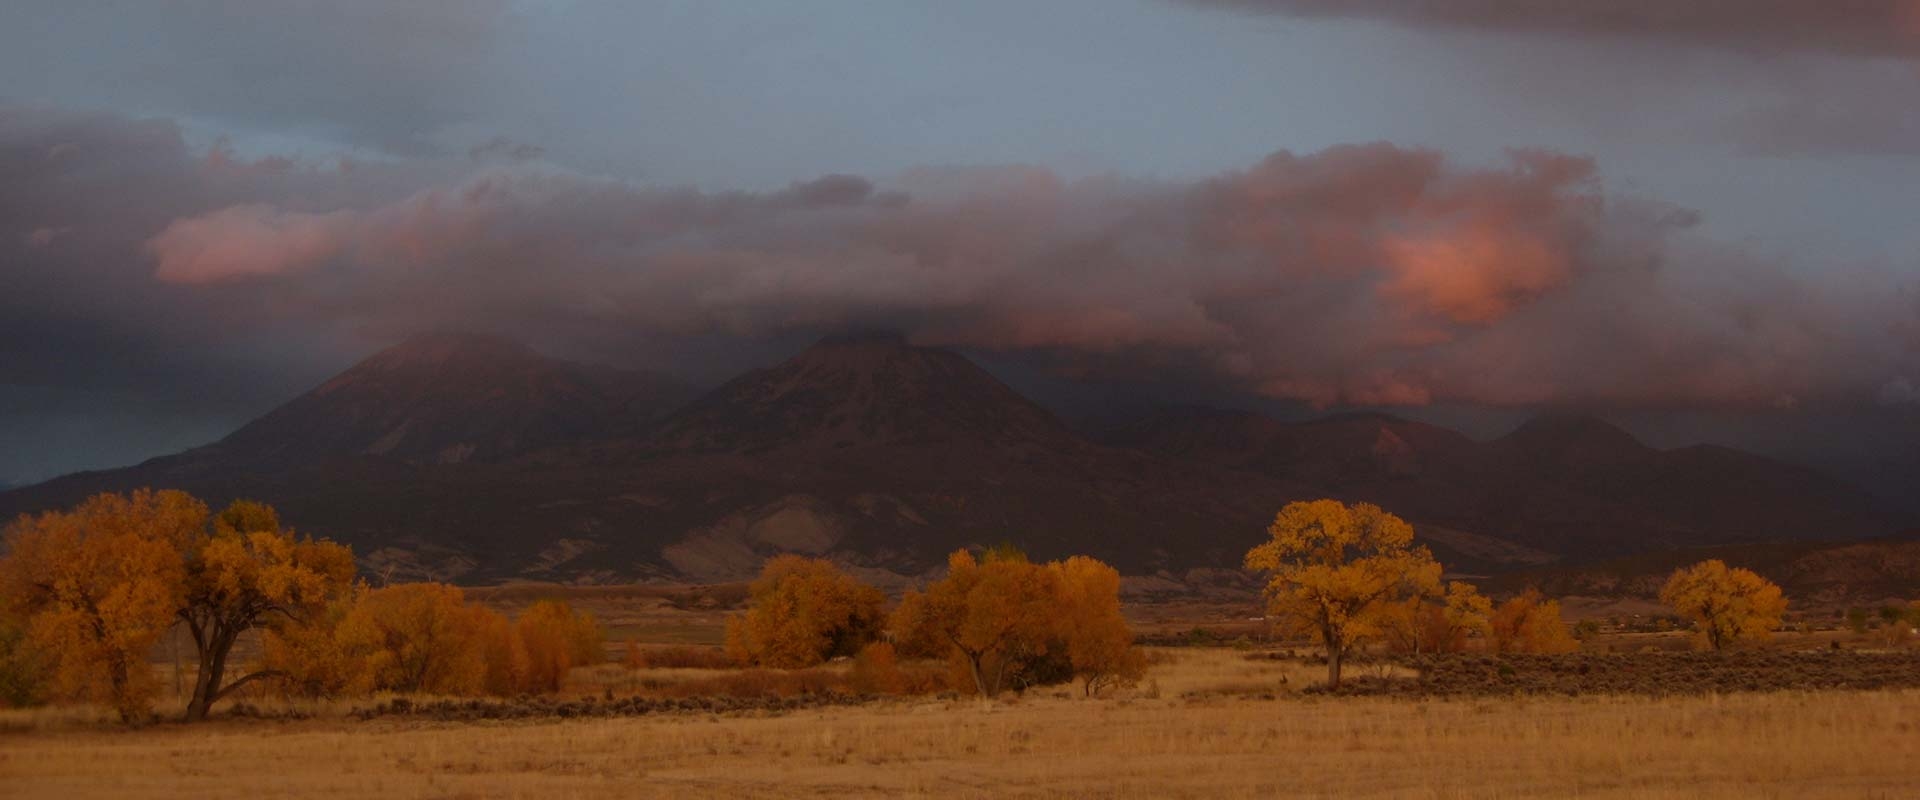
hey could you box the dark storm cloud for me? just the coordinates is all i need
[7,105,1876,414]
[1179,1,1920,60]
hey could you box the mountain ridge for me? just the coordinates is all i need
[0,333,1906,588]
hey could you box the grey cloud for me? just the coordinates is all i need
[1178,1,1920,60]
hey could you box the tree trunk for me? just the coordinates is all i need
[966,652,990,697]
[1326,645,1343,689]
[185,625,234,722]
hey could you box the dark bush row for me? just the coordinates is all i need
[1313,651,1920,697]
[351,691,884,722]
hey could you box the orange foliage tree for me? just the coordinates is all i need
[340,582,493,695]
[517,600,604,692]
[725,556,886,669]
[0,612,50,708]
[260,588,380,698]
[265,586,604,698]
[1659,560,1787,650]
[893,549,1061,697]
[893,549,1141,697]
[1048,556,1145,696]
[1384,580,1493,655]
[178,500,355,721]
[1489,589,1579,654]
[1243,500,1441,688]
[0,490,201,721]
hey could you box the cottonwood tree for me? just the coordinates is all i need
[1489,589,1579,654]
[0,490,201,721]
[1659,560,1787,650]
[178,500,354,721]
[0,612,50,708]
[343,582,493,695]
[260,588,379,698]
[894,549,1142,697]
[517,600,604,692]
[892,549,1060,697]
[1048,556,1144,696]
[725,555,886,669]
[1385,580,1493,655]
[1243,500,1441,688]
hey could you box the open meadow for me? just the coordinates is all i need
[5,645,1920,799]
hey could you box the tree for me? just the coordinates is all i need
[725,556,886,669]
[517,600,604,692]
[893,549,1061,697]
[1048,556,1144,696]
[260,588,379,698]
[1658,560,1787,650]
[177,500,355,720]
[342,583,491,695]
[0,490,200,721]
[0,612,49,708]
[1243,500,1441,688]
[1489,589,1579,654]
[1385,580,1493,655]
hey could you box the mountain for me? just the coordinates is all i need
[1117,407,1898,563]
[522,335,1299,582]
[1485,528,1920,608]
[217,332,690,466]
[0,334,1907,587]
[644,333,1079,456]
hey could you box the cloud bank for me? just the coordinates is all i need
[0,106,1870,412]
[1180,1,1920,60]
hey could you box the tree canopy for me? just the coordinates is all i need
[1659,560,1787,650]
[1244,499,1441,688]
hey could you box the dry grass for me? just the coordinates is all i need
[6,647,1918,798]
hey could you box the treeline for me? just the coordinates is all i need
[0,491,1860,720]
[0,490,601,721]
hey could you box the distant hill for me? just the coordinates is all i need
[1113,408,1895,561]
[1,334,1908,587]
[1484,529,1920,608]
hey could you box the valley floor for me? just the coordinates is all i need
[5,684,1918,798]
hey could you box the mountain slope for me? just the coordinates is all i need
[1117,408,1898,561]
[218,332,690,466]
[0,336,1905,586]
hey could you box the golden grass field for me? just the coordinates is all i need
[4,647,1919,799]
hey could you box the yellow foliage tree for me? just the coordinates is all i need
[725,556,886,669]
[1048,556,1144,696]
[1243,500,1441,688]
[178,500,355,720]
[1489,589,1579,654]
[516,600,604,693]
[1658,560,1787,650]
[892,549,1061,697]
[0,490,201,721]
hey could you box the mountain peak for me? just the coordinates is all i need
[1499,413,1650,467]
[355,331,538,372]
[220,333,688,466]
[647,337,1075,454]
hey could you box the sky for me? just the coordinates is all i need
[1,0,1917,492]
